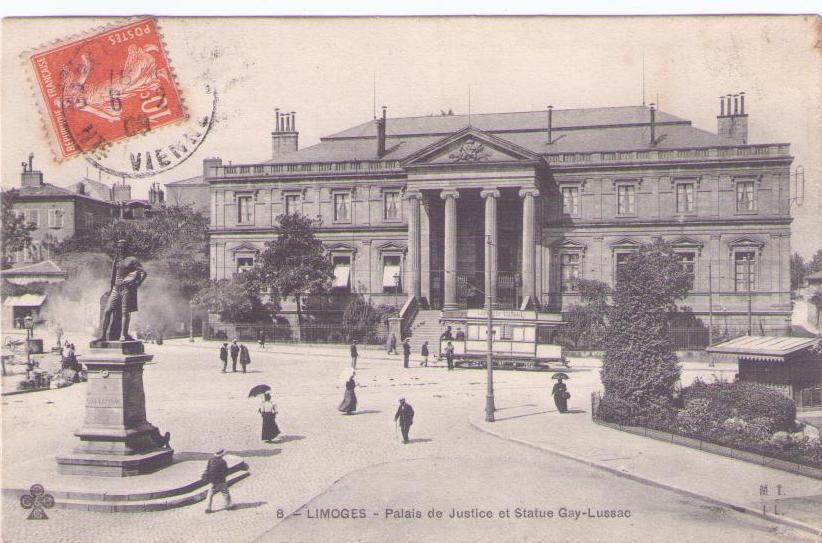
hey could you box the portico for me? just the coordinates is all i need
[401,127,544,311]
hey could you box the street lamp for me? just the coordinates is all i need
[485,234,495,422]
[189,300,195,342]
[23,315,34,376]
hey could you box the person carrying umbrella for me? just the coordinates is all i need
[338,371,357,415]
[551,373,570,414]
[258,392,280,442]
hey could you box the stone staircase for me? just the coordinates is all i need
[406,309,443,354]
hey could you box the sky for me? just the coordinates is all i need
[2,16,821,256]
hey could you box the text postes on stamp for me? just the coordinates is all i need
[28,17,185,160]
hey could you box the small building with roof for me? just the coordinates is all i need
[707,335,822,410]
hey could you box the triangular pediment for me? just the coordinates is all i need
[231,242,260,254]
[609,238,642,249]
[551,239,588,251]
[402,127,540,166]
[727,236,765,249]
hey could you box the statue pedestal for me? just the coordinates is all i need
[56,340,173,477]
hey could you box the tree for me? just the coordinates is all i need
[1,190,36,268]
[790,253,806,292]
[193,277,269,323]
[558,278,611,349]
[601,240,691,416]
[245,214,335,325]
[807,249,822,275]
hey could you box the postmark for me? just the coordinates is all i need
[28,17,185,160]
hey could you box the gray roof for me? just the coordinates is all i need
[706,335,818,361]
[166,174,206,186]
[266,105,740,165]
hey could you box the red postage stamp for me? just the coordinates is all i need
[28,17,185,160]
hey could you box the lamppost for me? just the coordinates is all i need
[23,315,34,376]
[485,234,495,423]
[189,300,195,342]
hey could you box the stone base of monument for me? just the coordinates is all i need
[3,455,249,512]
[56,340,173,477]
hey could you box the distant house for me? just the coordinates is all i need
[4,155,119,264]
[0,260,66,327]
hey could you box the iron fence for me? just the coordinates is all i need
[204,322,388,345]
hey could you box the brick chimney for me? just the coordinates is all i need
[111,181,132,203]
[717,91,748,144]
[271,108,299,160]
[376,106,387,157]
[20,153,43,187]
[203,157,223,179]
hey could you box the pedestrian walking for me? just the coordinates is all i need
[219,343,229,372]
[402,338,411,368]
[257,329,266,350]
[259,392,280,442]
[444,341,455,370]
[394,398,415,444]
[350,340,359,369]
[420,341,429,367]
[440,326,453,341]
[387,333,398,355]
[337,372,357,415]
[239,343,251,373]
[551,375,570,414]
[204,449,232,513]
[230,340,240,372]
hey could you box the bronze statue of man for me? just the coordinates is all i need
[99,240,148,341]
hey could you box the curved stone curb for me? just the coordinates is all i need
[468,416,822,539]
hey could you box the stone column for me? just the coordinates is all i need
[405,190,423,300]
[441,189,460,310]
[519,188,539,306]
[481,189,500,308]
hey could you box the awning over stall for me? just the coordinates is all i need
[706,335,817,363]
[3,294,46,308]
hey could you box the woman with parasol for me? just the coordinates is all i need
[551,373,570,414]
[250,385,280,442]
[337,371,358,415]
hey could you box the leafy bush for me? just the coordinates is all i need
[681,379,796,433]
[596,394,676,429]
[676,399,720,436]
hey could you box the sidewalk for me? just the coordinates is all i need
[470,403,822,536]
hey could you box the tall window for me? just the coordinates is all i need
[284,193,300,215]
[25,209,41,228]
[236,256,255,274]
[332,255,351,291]
[561,186,579,216]
[676,183,695,213]
[560,253,581,291]
[334,193,351,222]
[237,195,254,224]
[736,180,756,212]
[615,251,634,283]
[384,191,400,221]
[617,185,636,215]
[678,252,696,289]
[83,212,94,230]
[48,209,64,228]
[735,251,756,292]
[382,255,402,293]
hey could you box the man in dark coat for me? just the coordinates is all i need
[204,449,232,513]
[387,333,397,355]
[350,340,358,369]
[99,240,148,341]
[239,343,251,373]
[394,398,415,444]
[220,343,229,372]
[402,338,411,368]
[230,340,240,372]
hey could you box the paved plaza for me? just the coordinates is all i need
[2,340,819,542]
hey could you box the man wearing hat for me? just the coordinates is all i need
[99,239,147,341]
[350,340,359,369]
[204,449,232,513]
[402,338,411,369]
[394,398,415,444]
[230,340,240,372]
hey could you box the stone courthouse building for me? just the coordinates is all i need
[206,95,793,339]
